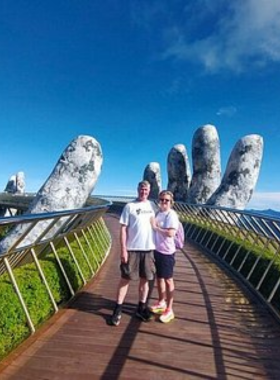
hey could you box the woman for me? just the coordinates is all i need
[150,190,179,323]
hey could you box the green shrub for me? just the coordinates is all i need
[0,277,29,358]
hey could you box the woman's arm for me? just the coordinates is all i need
[155,226,176,237]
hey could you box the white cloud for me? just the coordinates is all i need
[216,106,237,117]
[247,192,280,211]
[163,0,280,72]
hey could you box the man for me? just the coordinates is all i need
[108,180,156,326]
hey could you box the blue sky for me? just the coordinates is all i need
[0,0,280,210]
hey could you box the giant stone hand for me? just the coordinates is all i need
[0,171,26,217]
[143,124,263,210]
[0,135,103,253]
[4,171,26,194]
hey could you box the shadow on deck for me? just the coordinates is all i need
[1,213,280,380]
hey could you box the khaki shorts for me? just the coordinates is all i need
[121,250,155,281]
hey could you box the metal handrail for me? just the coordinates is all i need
[0,193,112,338]
[170,201,280,320]
[2,192,280,340]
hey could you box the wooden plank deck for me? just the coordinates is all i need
[1,213,280,379]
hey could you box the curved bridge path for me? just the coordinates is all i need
[1,214,280,380]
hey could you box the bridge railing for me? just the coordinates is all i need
[172,202,280,320]
[0,193,112,340]
[1,192,280,359]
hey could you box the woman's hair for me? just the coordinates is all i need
[159,190,174,206]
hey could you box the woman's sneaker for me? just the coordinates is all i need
[159,309,175,323]
[150,301,166,314]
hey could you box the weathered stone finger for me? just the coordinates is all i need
[207,134,263,209]
[187,124,221,204]
[143,162,161,199]
[167,144,191,201]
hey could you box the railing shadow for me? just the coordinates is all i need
[181,248,227,379]
[67,291,143,379]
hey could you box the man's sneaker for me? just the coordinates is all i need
[108,311,122,326]
[136,307,153,322]
[150,301,167,314]
[159,309,175,323]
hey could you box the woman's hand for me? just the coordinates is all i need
[150,216,158,230]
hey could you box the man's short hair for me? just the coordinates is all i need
[138,180,150,188]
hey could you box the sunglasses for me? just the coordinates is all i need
[159,198,171,203]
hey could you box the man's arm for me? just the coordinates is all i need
[120,224,128,263]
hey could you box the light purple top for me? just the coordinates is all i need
[154,209,179,255]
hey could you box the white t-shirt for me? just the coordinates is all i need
[120,200,156,251]
[154,209,179,254]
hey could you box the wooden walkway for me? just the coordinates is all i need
[1,213,280,379]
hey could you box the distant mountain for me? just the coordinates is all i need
[247,208,280,218]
